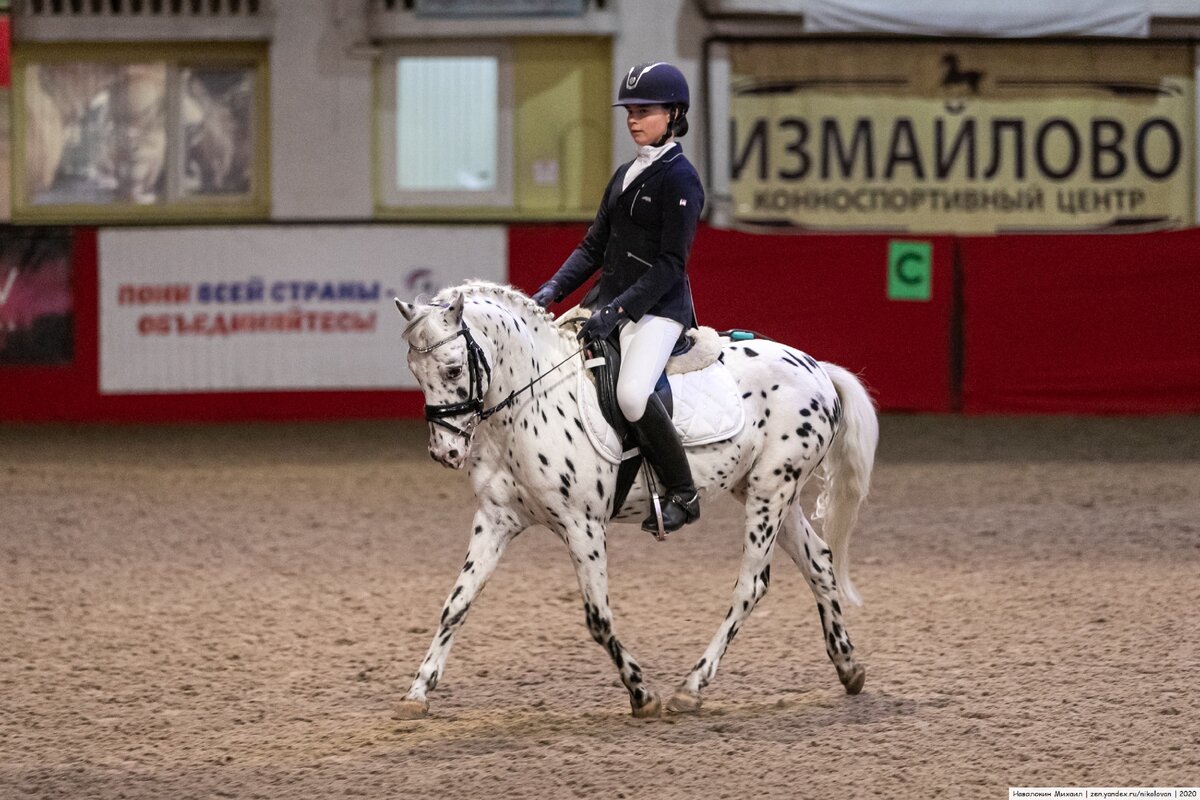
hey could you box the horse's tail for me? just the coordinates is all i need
[814,363,879,607]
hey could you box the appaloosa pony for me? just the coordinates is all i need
[393,281,878,718]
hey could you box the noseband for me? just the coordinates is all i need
[409,321,492,439]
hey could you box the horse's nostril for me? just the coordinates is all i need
[429,450,438,462]
[448,449,460,460]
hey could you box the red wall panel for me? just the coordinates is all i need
[960,230,1200,413]
[12,222,1196,422]
[0,229,425,423]
[510,224,957,412]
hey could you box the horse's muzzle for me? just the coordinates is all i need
[430,448,466,469]
[428,437,470,470]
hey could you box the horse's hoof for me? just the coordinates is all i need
[392,698,430,719]
[666,689,703,714]
[839,664,866,695]
[631,693,661,719]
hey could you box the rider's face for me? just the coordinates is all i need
[625,104,671,147]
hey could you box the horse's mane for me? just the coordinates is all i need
[432,280,557,325]
[403,280,568,342]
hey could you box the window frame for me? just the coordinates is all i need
[11,41,270,224]
[375,41,515,209]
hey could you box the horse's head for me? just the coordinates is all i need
[396,292,491,469]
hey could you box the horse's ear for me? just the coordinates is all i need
[446,292,465,325]
[395,298,417,321]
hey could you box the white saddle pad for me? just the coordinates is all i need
[578,359,745,465]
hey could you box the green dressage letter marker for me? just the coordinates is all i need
[887,240,932,302]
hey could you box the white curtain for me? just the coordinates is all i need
[803,0,1151,37]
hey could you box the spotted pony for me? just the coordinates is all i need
[393,281,878,718]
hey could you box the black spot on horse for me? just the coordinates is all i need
[743,348,759,357]
[444,606,468,628]
[538,453,549,466]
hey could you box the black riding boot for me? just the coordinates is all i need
[632,394,700,535]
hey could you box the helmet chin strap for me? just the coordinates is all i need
[653,106,680,147]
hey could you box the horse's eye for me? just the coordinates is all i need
[447,366,464,379]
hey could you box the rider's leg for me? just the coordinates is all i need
[616,315,699,534]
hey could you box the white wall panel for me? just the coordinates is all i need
[99,225,506,393]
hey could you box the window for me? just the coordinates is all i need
[379,42,514,207]
[376,37,612,220]
[13,43,268,223]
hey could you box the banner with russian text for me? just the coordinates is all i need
[99,226,506,393]
[728,40,1194,233]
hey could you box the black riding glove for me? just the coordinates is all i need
[577,304,625,342]
[531,282,559,309]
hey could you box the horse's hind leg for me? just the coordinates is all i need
[779,506,865,694]
[667,486,787,714]
[560,517,660,718]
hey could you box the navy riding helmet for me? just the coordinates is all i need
[614,62,690,140]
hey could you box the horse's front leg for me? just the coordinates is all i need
[778,506,865,695]
[667,486,788,714]
[558,516,660,718]
[393,504,522,719]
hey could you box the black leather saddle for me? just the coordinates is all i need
[584,330,694,518]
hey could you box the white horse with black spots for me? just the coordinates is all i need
[393,281,878,718]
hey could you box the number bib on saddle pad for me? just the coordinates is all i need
[577,326,745,465]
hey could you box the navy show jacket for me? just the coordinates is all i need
[547,142,704,327]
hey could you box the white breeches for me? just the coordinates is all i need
[616,313,684,422]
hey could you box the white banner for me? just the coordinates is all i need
[99,225,507,393]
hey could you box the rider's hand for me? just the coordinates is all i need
[577,304,625,342]
[531,282,558,309]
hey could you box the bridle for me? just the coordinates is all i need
[409,318,583,441]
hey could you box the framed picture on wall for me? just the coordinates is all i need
[13,43,268,223]
[0,227,72,366]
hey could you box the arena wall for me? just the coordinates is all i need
[4,223,1198,422]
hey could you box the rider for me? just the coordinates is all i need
[531,61,704,535]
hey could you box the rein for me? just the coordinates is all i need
[412,319,584,439]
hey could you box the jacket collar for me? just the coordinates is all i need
[616,142,682,199]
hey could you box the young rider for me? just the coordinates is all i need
[531,61,704,535]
